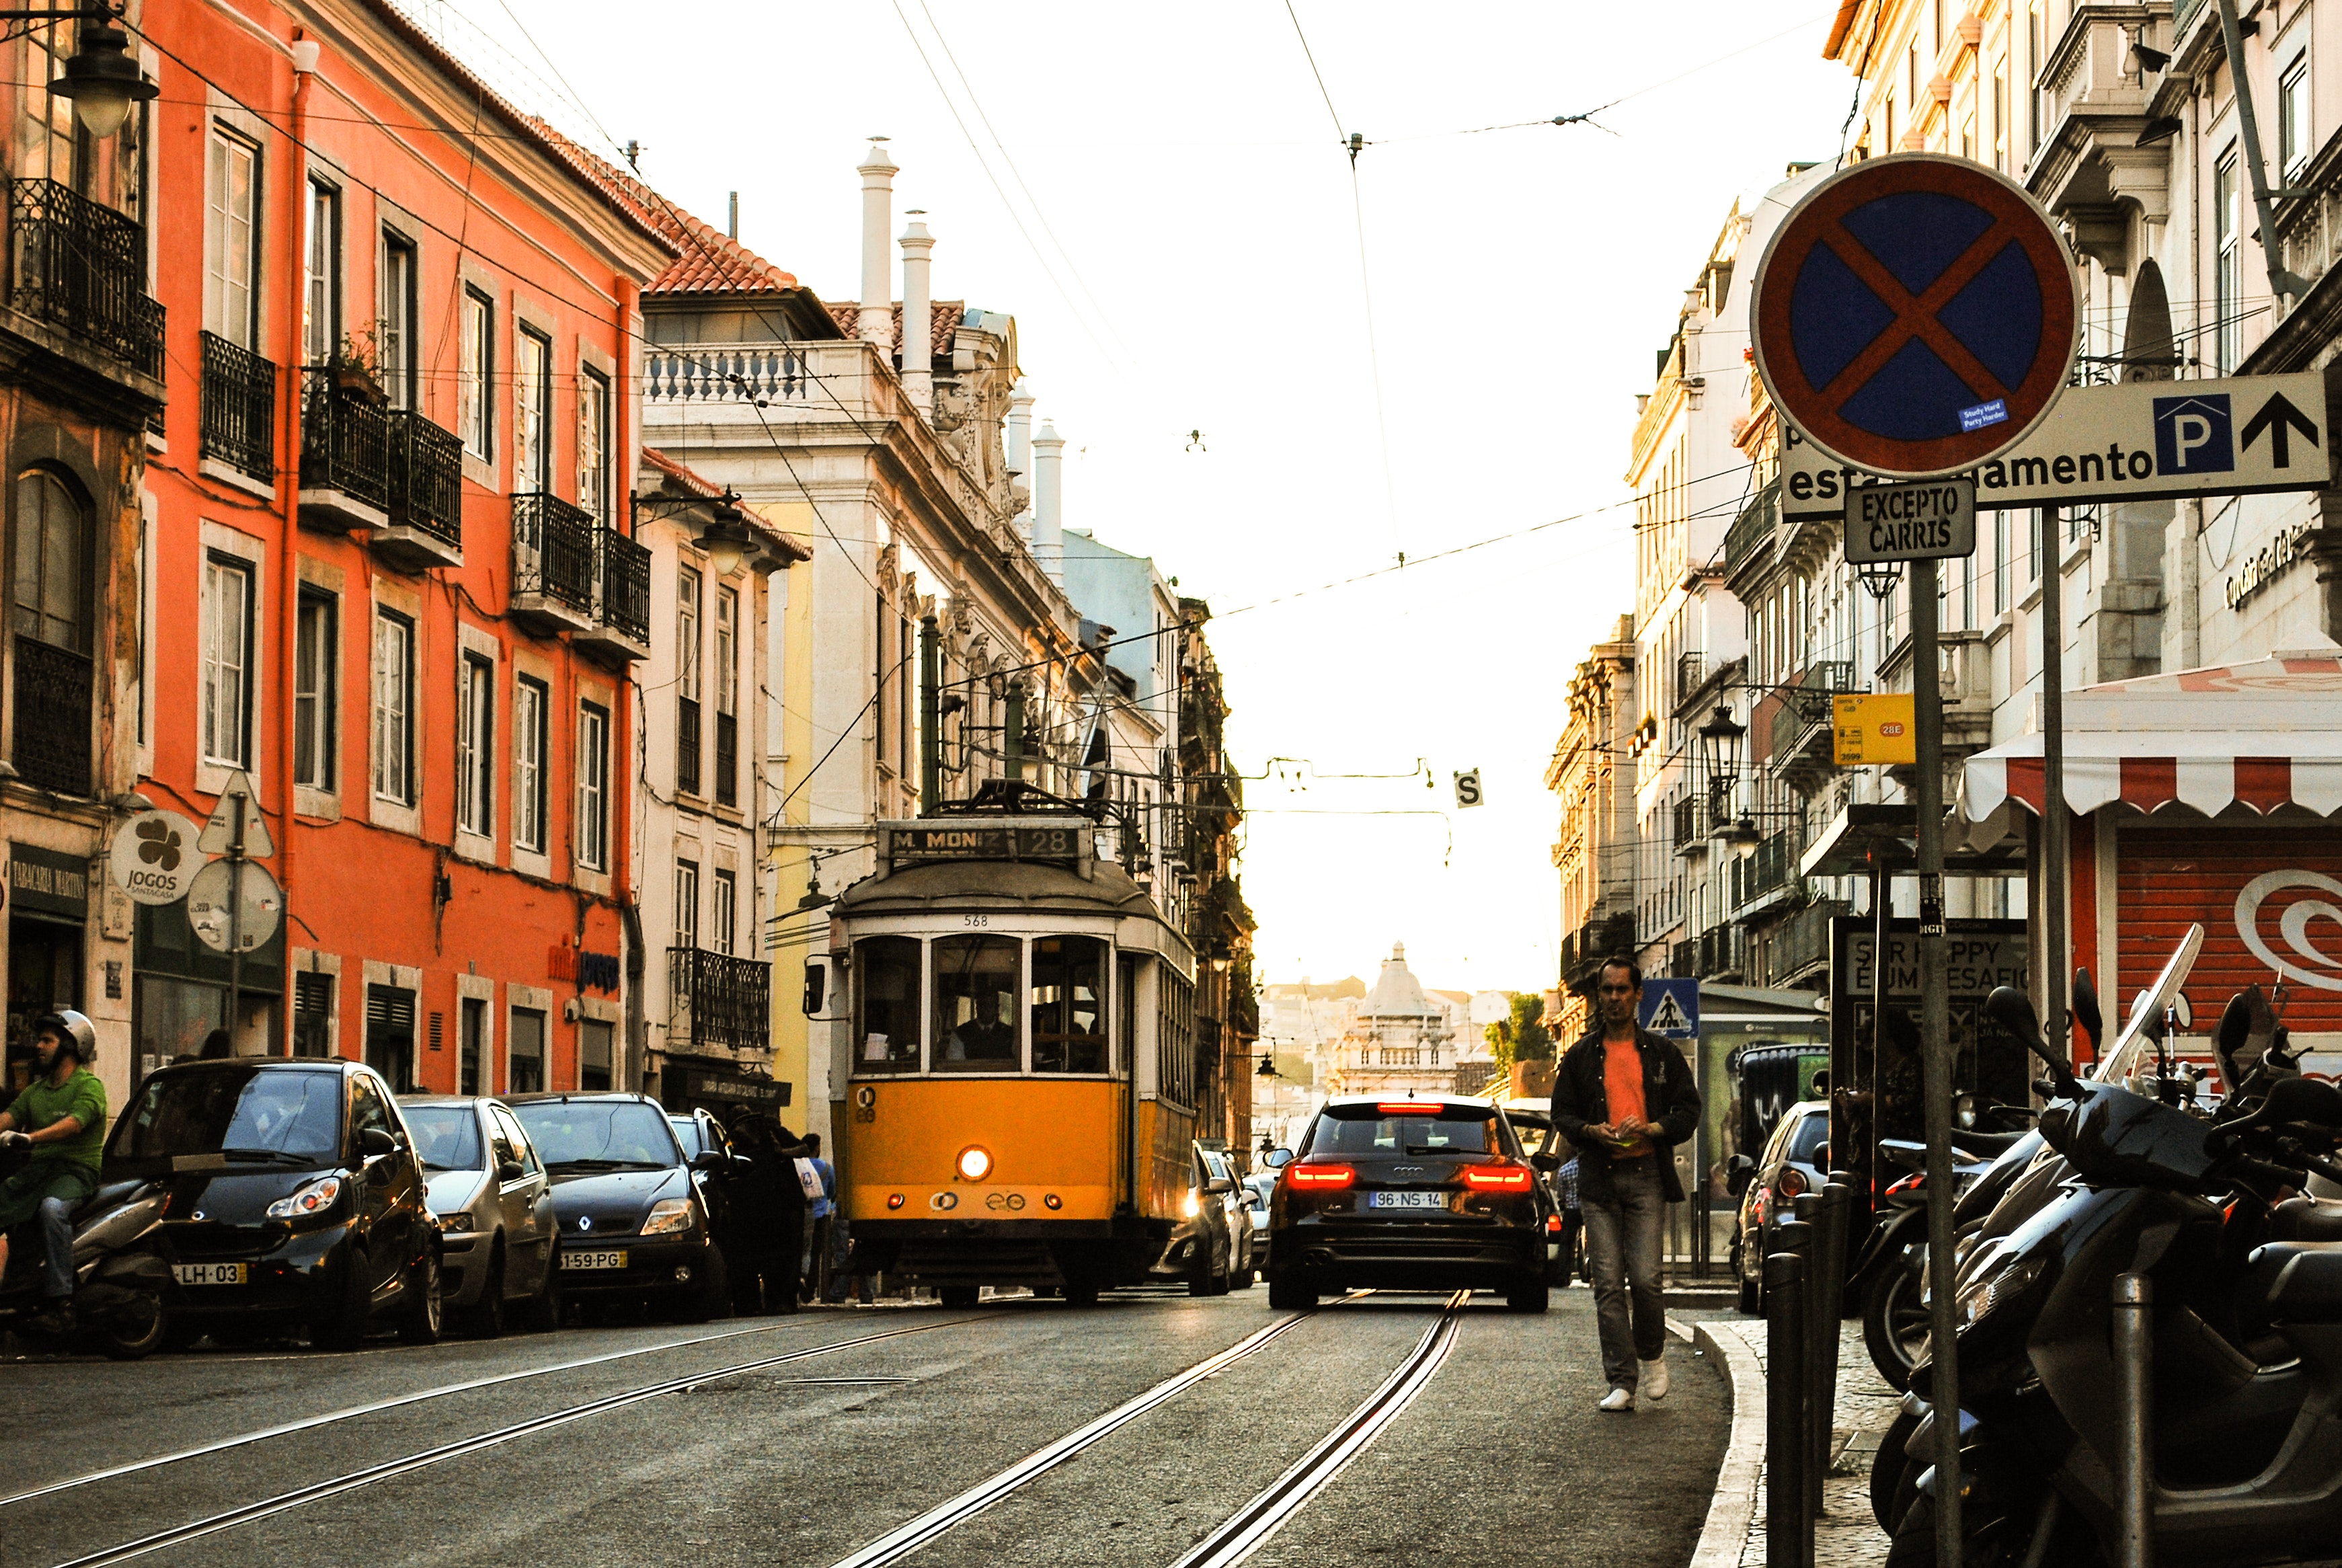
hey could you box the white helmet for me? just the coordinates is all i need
[33,1010,96,1066]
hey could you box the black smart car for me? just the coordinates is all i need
[108,1058,440,1350]
[508,1093,730,1321]
[1261,1095,1551,1313]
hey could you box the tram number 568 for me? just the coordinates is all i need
[963,914,989,927]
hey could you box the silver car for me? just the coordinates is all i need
[399,1095,559,1336]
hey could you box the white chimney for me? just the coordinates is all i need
[856,141,896,348]
[1006,378,1034,490]
[1031,421,1065,582]
[899,212,934,409]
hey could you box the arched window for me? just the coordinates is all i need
[13,466,93,795]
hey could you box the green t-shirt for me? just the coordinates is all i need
[6,1068,107,1172]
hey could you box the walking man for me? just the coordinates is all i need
[1552,955,1701,1413]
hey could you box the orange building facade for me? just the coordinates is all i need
[0,0,680,1105]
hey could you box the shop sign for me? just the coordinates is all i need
[9,843,89,919]
[2121,827,2342,1032]
[108,810,203,906]
[685,1070,789,1107]
[549,942,621,992]
[2223,517,2314,612]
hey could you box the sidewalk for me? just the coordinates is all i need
[1699,1317,1900,1567]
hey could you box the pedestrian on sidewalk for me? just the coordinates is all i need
[1552,954,1701,1414]
[797,1134,838,1302]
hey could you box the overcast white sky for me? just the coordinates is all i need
[453,0,1854,996]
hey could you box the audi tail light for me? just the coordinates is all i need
[1287,1163,1357,1190]
[1461,1165,1536,1193]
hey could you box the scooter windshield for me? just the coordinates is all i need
[2043,1081,2214,1191]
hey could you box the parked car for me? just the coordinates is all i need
[1155,1141,1241,1296]
[399,1095,557,1337]
[508,1093,729,1321]
[669,1109,797,1315]
[1725,1098,1831,1314]
[107,1058,440,1351]
[1215,1150,1257,1289]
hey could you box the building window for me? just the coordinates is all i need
[675,859,699,951]
[714,584,738,808]
[364,984,414,1093]
[458,652,494,838]
[16,468,89,654]
[459,288,493,460]
[459,996,486,1095]
[676,563,702,797]
[304,180,339,368]
[515,327,551,492]
[2029,509,2044,584]
[514,674,548,854]
[380,232,416,409]
[1993,67,2008,172]
[2281,57,2311,179]
[200,554,253,767]
[578,366,610,524]
[19,24,85,191]
[294,589,336,790]
[509,1006,545,1095]
[576,700,609,869]
[2216,150,2242,374]
[578,1019,613,1091]
[373,607,415,805]
[2028,2,2045,147]
[205,128,260,349]
[711,867,736,955]
[292,970,333,1057]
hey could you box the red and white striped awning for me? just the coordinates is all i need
[1959,651,2342,822]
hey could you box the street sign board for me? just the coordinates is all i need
[1640,978,1699,1040]
[188,858,282,954]
[1845,476,1975,563]
[1752,155,2081,478]
[1834,695,1917,766]
[108,810,202,906]
[1780,372,2331,518]
[196,769,274,859]
[1453,769,1483,808]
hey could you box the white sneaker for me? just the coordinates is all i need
[1598,1386,1635,1412]
[1640,1356,1670,1401]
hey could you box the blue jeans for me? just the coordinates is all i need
[0,1161,95,1300]
[1581,1157,1667,1390]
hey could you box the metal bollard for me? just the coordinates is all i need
[1813,1179,1856,1507]
[2113,1272,2154,1568]
[1792,1193,1829,1522]
[1766,1246,1811,1568]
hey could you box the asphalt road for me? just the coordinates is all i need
[1,1285,1729,1568]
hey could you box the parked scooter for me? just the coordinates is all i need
[1881,982,2342,1567]
[0,1148,174,1359]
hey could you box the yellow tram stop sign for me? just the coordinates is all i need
[1834,694,1916,766]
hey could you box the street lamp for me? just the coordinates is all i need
[1697,702,1744,792]
[35,11,157,141]
[699,500,755,576]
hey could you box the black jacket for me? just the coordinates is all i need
[1550,1028,1702,1206]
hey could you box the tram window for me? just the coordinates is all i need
[853,936,923,1073]
[1118,955,1140,1076]
[1031,936,1107,1074]
[933,935,1021,1071]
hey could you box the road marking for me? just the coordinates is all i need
[44,1318,982,1568]
[1171,1290,1470,1568]
[1,1316,928,1510]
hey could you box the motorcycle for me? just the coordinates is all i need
[1878,980,2342,1567]
[0,1148,174,1359]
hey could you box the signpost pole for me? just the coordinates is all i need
[2039,507,2069,1062]
[227,793,246,1057]
[1912,557,1964,1566]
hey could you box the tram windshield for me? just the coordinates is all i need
[855,936,922,1074]
[935,935,1020,1070]
[1032,936,1107,1073]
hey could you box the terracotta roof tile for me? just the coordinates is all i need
[826,301,965,360]
[639,446,724,499]
[535,130,803,297]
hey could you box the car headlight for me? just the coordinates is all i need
[435,1210,473,1232]
[1951,1254,2046,1330]
[639,1198,695,1237]
[267,1176,343,1221]
[1181,1191,1201,1219]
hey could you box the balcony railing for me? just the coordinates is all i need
[12,636,90,795]
[511,492,596,616]
[715,710,738,807]
[200,330,277,483]
[1670,938,1697,980]
[299,370,391,515]
[643,344,812,405]
[7,178,161,376]
[594,527,652,645]
[1764,898,1850,988]
[1699,924,1746,980]
[668,946,771,1052]
[386,408,463,547]
[1723,483,1778,574]
[676,695,702,796]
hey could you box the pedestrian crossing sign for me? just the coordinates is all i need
[1639,978,1699,1039]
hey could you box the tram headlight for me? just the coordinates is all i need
[1044,1193,1062,1210]
[956,1146,993,1183]
[886,1193,906,1210]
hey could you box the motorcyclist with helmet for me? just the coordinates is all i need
[0,1011,106,1335]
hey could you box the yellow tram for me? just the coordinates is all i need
[820,799,1206,1305]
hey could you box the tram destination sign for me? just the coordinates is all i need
[887,820,1093,865]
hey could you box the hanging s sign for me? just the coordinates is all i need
[1453,770,1483,808]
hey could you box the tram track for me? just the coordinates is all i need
[44,1316,986,1568]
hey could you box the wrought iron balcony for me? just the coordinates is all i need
[1698,924,1747,981]
[714,710,738,808]
[200,330,276,484]
[298,369,391,529]
[510,492,596,632]
[375,408,463,571]
[667,946,771,1052]
[7,178,162,380]
[676,695,702,797]
[1670,939,1697,980]
[11,636,91,795]
[1723,483,1778,576]
[1763,898,1850,988]
[577,526,652,663]
[1732,829,1801,912]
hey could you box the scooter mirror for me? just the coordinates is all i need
[2174,992,2194,1031]
[1987,986,2082,1095]
[2072,968,2104,1052]
[2261,1076,2342,1130]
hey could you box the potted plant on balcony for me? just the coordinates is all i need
[329,326,385,402]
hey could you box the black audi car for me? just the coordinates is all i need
[1261,1095,1551,1313]
[506,1093,729,1321]
[106,1058,440,1350]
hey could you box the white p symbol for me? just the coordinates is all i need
[2173,413,2214,467]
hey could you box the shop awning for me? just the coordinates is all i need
[1958,650,2342,822]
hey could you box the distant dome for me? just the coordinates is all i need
[1361,943,1436,1019]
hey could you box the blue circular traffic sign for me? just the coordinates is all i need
[1752,155,2080,478]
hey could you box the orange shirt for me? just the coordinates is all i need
[1604,1036,1653,1158]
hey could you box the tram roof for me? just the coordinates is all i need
[834,855,1171,927]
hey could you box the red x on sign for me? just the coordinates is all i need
[1752,155,2080,478]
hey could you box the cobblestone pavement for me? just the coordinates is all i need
[1698,1317,1898,1568]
